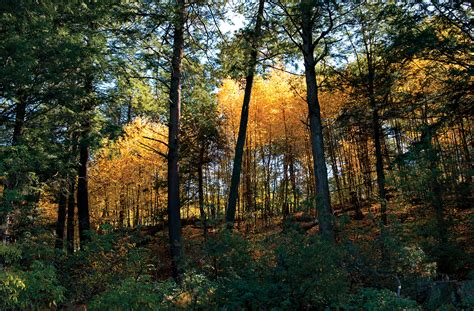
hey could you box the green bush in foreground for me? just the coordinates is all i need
[0,260,65,310]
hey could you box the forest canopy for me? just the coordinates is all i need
[0,0,472,309]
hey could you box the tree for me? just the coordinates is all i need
[226,0,265,228]
[298,0,335,240]
[270,0,337,240]
[166,0,186,280]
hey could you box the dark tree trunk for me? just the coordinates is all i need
[77,71,94,247]
[12,97,26,146]
[244,143,253,213]
[300,1,334,241]
[127,99,132,124]
[77,138,91,245]
[328,126,343,205]
[422,122,448,271]
[368,64,388,225]
[55,192,67,249]
[289,149,298,211]
[67,177,76,254]
[197,148,207,238]
[167,0,185,280]
[226,0,265,228]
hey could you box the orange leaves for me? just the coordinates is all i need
[218,69,308,148]
[88,118,168,223]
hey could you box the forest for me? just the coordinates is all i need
[0,0,472,310]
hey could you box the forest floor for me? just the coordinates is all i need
[140,200,473,282]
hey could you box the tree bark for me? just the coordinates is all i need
[76,63,94,246]
[55,192,67,250]
[167,0,185,280]
[368,61,388,225]
[77,135,91,245]
[226,0,265,228]
[198,148,208,238]
[300,1,334,241]
[67,177,76,254]
[12,96,26,146]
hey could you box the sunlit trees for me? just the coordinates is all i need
[225,0,266,228]
[89,118,168,228]
[0,1,472,308]
[218,70,310,222]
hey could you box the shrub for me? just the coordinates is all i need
[0,261,65,310]
[345,288,419,310]
[0,244,21,265]
[88,276,175,311]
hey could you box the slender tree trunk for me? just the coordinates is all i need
[459,118,472,185]
[226,0,265,228]
[244,142,253,213]
[198,148,207,238]
[127,99,132,124]
[368,65,388,225]
[289,147,298,211]
[167,0,185,280]
[328,126,343,205]
[77,133,91,245]
[55,192,67,250]
[12,97,26,146]
[135,185,140,227]
[282,154,290,217]
[67,177,76,254]
[300,1,334,241]
[2,96,27,243]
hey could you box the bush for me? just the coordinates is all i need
[201,229,350,309]
[0,244,21,265]
[60,228,156,304]
[88,276,175,310]
[0,261,65,310]
[345,288,419,310]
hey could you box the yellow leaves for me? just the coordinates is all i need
[89,118,168,223]
[319,90,348,120]
[217,69,308,148]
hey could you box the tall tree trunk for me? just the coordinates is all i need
[76,66,94,246]
[289,147,298,212]
[368,64,388,225]
[282,154,290,218]
[12,96,26,146]
[328,126,343,205]
[198,148,207,238]
[244,142,253,213]
[300,1,334,241]
[225,0,265,228]
[67,177,76,254]
[55,192,67,250]
[422,124,449,271]
[459,118,472,185]
[3,96,26,243]
[127,98,132,124]
[77,136,91,245]
[167,0,185,280]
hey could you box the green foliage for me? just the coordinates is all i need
[345,288,419,311]
[0,244,21,265]
[204,230,255,279]
[199,230,350,309]
[0,261,65,310]
[424,280,474,310]
[0,228,65,310]
[268,231,350,308]
[88,276,175,311]
[0,270,25,310]
[61,229,156,303]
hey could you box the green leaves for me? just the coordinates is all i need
[0,242,65,310]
